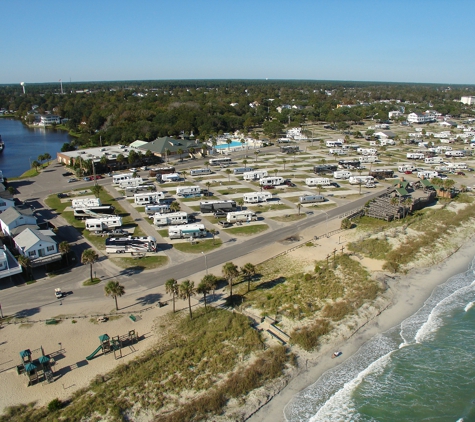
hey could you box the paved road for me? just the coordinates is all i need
[2,159,385,316]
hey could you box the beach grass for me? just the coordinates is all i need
[223,224,269,236]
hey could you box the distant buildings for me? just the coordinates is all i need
[407,112,436,124]
[461,96,475,105]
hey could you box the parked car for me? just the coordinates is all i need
[62,171,73,177]
[404,170,412,174]
[57,193,68,198]
[68,178,77,183]
[218,221,232,228]
[130,168,137,172]
[456,171,466,176]
[83,176,91,181]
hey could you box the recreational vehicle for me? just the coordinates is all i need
[398,164,416,172]
[299,195,325,204]
[71,197,102,208]
[148,167,175,177]
[305,178,331,187]
[314,165,338,174]
[73,206,115,219]
[358,156,378,163]
[445,150,465,157]
[209,157,232,166]
[369,169,394,179]
[243,170,268,181]
[243,192,272,203]
[425,157,444,164]
[85,216,123,231]
[259,177,284,186]
[326,140,343,148]
[134,192,165,205]
[199,200,237,213]
[176,186,201,197]
[233,167,254,175]
[119,178,144,189]
[349,176,375,185]
[226,211,258,223]
[333,171,352,179]
[407,153,426,160]
[106,236,157,254]
[446,162,468,170]
[145,204,171,215]
[190,168,212,176]
[417,171,439,179]
[161,173,181,182]
[168,224,207,239]
[112,173,134,185]
[153,212,188,226]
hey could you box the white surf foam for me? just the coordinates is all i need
[464,301,474,312]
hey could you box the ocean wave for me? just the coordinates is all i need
[284,256,475,422]
[464,302,475,312]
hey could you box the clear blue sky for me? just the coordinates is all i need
[2,0,474,84]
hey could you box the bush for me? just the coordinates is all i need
[290,319,330,351]
[341,218,352,230]
[48,398,62,412]
[322,301,353,321]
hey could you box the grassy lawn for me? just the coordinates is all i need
[9,168,40,180]
[271,214,307,222]
[83,278,102,286]
[248,203,291,213]
[157,229,169,238]
[109,255,169,269]
[223,224,269,236]
[173,238,223,253]
[216,188,254,195]
[178,196,203,202]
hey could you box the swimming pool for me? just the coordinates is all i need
[214,141,245,149]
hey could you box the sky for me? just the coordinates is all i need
[2,0,475,85]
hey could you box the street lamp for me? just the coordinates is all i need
[202,251,208,275]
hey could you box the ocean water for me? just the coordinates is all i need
[284,258,475,422]
[0,118,71,178]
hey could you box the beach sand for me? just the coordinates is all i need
[247,238,475,422]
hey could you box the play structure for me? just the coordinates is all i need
[86,330,139,361]
[17,347,55,386]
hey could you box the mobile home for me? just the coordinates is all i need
[243,192,272,203]
[226,211,258,223]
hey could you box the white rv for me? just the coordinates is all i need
[329,148,347,155]
[358,156,378,163]
[446,162,468,170]
[161,173,181,182]
[71,197,102,208]
[326,140,343,148]
[134,192,165,205]
[445,150,465,157]
[305,177,331,187]
[424,157,444,164]
[145,204,171,215]
[259,176,284,186]
[176,186,201,197]
[119,177,144,189]
[190,168,212,176]
[407,153,425,160]
[243,170,268,181]
[153,212,188,226]
[349,176,375,185]
[168,224,207,239]
[226,211,258,223]
[85,216,123,231]
[417,171,439,179]
[112,173,134,185]
[398,164,416,172]
[333,171,352,179]
[243,192,272,203]
[299,195,325,204]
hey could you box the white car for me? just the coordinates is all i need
[365,183,376,188]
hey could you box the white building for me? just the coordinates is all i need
[40,115,61,126]
[0,207,37,237]
[13,228,61,267]
[461,96,475,105]
[407,112,436,124]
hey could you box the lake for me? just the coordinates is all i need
[0,118,72,178]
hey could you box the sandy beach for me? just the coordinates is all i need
[247,238,475,422]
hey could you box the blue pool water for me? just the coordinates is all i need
[214,141,245,149]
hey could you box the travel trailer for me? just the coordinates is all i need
[242,192,272,203]
[168,224,207,239]
[226,211,258,223]
[299,195,325,204]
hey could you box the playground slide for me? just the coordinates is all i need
[86,345,103,361]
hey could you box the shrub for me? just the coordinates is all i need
[290,319,330,351]
[322,301,353,321]
[341,218,352,230]
[48,398,62,412]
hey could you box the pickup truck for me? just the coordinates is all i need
[54,288,64,299]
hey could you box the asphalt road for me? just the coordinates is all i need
[1,158,384,316]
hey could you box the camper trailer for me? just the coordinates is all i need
[71,197,102,208]
[299,195,325,204]
[407,152,426,160]
[243,192,272,203]
[119,178,144,189]
[259,177,284,187]
[233,167,254,175]
[349,176,375,185]
[190,168,212,176]
[112,173,134,185]
[333,171,352,179]
[145,204,171,215]
[176,186,201,197]
[199,200,237,213]
[85,216,123,231]
[358,156,378,163]
[243,170,268,181]
[417,171,439,179]
[161,173,181,182]
[305,178,331,187]
[153,212,188,226]
[134,192,165,205]
[425,157,444,164]
[226,211,258,223]
[168,224,207,239]
[398,164,416,172]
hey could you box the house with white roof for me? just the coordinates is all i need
[0,207,37,237]
[407,112,436,124]
[13,228,61,267]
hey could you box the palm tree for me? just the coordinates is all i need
[181,170,188,183]
[43,152,52,164]
[254,150,259,163]
[222,262,239,300]
[37,154,45,167]
[91,184,103,198]
[81,249,99,283]
[165,278,179,313]
[104,281,125,311]
[165,148,171,163]
[242,159,248,167]
[197,277,212,311]
[18,255,32,280]
[241,263,256,292]
[237,198,244,211]
[204,160,210,169]
[188,146,195,159]
[209,228,217,244]
[177,148,184,162]
[283,158,287,170]
[226,138,232,152]
[273,169,278,177]
[59,241,71,265]
[170,201,181,212]
[316,184,323,195]
[179,280,196,319]
[31,160,40,172]
[297,202,302,215]
[225,168,232,182]
[205,181,211,197]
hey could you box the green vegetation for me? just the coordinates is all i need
[271,214,306,222]
[347,237,392,260]
[223,224,269,236]
[173,239,223,253]
[82,278,102,286]
[248,203,291,212]
[0,308,292,422]
[110,255,168,269]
